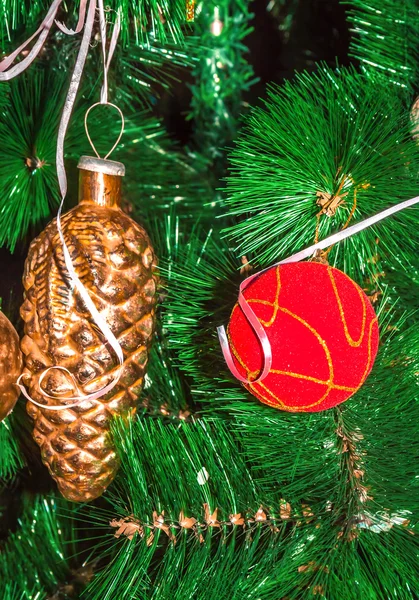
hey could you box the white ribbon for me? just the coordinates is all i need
[0,0,64,80]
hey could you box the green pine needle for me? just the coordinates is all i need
[0,495,72,599]
[160,226,241,394]
[344,0,419,89]
[0,415,25,481]
[142,333,191,416]
[223,65,419,282]
[116,39,197,111]
[79,416,282,600]
[0,70,63,251]
[77,365,419,599]
[69,34,198,112]
[120,117,213,230]
[384,265,419,327]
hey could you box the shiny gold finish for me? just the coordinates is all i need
[78,168,122,208]
[0,311,23,422]
[20,163,158,502]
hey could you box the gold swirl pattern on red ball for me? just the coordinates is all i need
[228,265,378,412]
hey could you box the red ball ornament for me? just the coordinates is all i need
[227,262,379,412]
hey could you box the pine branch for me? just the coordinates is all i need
[344,325,419,516]
[234,324,419,598]
[344,0,419,89]
[115,40,197,111]
[1,14,198,114]
[0,67,122,251]
[141,332,191,416]
[160,226,242,396]
[383,266,419,328]
[78,416,336,600]
[80,416,259,599]
[120,117,213,231]
[78,365,419,599]
[223,66,419,282]
[56,33,198,112]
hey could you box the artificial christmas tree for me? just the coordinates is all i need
[0,1,418,599]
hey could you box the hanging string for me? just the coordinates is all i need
[98,0,121,104]
[82,1,124,162]
[0,0,125,409]
[217,196,419,384]
[84,101,125,160]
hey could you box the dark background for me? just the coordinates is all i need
[0,0,350,317]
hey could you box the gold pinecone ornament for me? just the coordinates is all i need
[20,156,158,502]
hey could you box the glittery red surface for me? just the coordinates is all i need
[227,262,379,412]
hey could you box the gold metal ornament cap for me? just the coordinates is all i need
[77,155,125,177]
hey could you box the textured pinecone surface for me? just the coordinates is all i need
[20,201,158,502]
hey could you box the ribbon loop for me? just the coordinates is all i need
[217,269,272,384]
[56,0,89,34]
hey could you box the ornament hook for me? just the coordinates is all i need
[84,101,125,160]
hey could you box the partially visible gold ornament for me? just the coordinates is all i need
[20,156,158,502]
[0,311,22,422]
